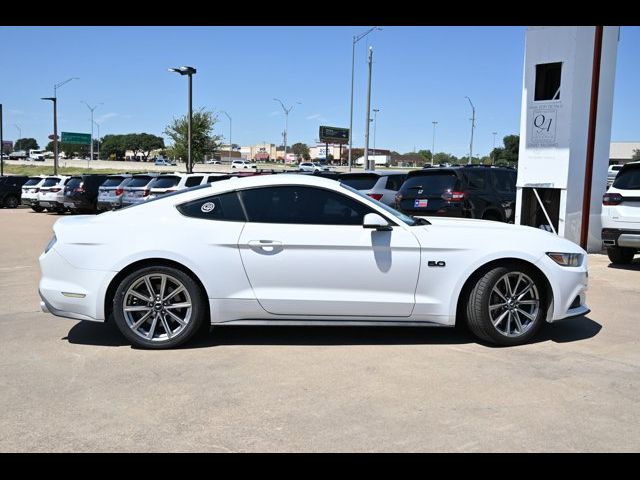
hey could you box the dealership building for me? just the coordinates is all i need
[609,141,640,165]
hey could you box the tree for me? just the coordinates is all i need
[432,152,458,165]
[291,142,310,161]
[417,149,433,163]
[164,108,222,163]
[99,135,128,160]
[632,149,640,161]
[15,138,38,151]
[45,141,90,158]
[490,134,520,165]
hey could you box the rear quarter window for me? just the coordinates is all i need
[339,175,379,190]
[613,166,640,190]
[176,191,245,221]
[128,176,153,188]
[185,176,204,187]
[463,170,487,190]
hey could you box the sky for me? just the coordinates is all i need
[1,25,639,157]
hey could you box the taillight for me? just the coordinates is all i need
[442,190,466,202]
[143,189,150,197]
[603,192,623,205]
[74,182,85,193]
[367,193,383,201]
[115,188,123,196]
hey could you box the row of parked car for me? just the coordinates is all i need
[0,165,520,222]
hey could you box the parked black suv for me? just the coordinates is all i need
[63,175,109,213]
[395,165,517,222]
[0,175,29,208]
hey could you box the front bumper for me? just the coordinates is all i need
[602,228,640,249]
[536,254,590,322]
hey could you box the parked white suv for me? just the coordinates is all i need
[299,162,329,172]
[607,164,624,188]
[231,160,257,169]
[37,176,70,213]
[146,173,208,199]
[20,177,45,211]
[602,161,640,264]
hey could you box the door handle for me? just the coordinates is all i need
[247,240,284,254]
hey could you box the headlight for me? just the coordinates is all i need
[546,252,583,267]
[44,234,57,254]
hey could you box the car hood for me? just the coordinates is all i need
[411,216,585,255]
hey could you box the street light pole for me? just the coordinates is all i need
[363,47,374,171]
[1,104,4,177]
[13,124,21,141]
[81,101,102,167]
[492,131,497,165]
[273,98,300,163]
[169,66,197,174]
[221,111,232,164]
[372,108,379,153]
[43,77,78,175]
[348,26,382,172]
[431,121,438,166]
[94,121,101,160]
[465,96,475,165]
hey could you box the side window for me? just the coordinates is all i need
[492,170,516,193]
[239,186,375,225]
[185,176,203,187]
[176,191,245,221]
[464,170,486,190]
[385,175,406,191]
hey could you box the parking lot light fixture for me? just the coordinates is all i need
[273,99,301,163]
[81,101,103,166]
[432,121,438,166]
[41,97,57,175]
[169,66,197,173]
[221,111,232,164]
[465,96,476,165]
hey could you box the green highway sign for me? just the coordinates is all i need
[61,132,91,145]
[319,126,349,144]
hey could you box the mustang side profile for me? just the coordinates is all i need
[39,175,589,349]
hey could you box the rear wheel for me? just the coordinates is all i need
[465,265,546,346]
[113,266,206,349]
[31,205,44,213]
[607,247,636,265]
[3,195,19,208]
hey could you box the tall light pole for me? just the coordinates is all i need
[13,124,21,141]
[169,66,197,173]
[94,121,101,160]
[1,104,4,176]
[431,121,438,166]
[348,26,382,172]
[492,131,498,165]
[221,110,232,164]
[465,96,476,165]
[372,108,380,153]
[43,77,79,175]
[363,46,374,171]
[273,98,300,163]
[81,101,102,166]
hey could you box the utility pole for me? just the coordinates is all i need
[363,47,374,171]
[492,131,498,164]
[465,96,475,165]
[221,111,232,164]
[431,121,438,166]
[169,66,197,173]
[94,121,101,160]
[274,98,300,163]
[1,104,4,176]
[372,108,380,153]
[42,77,79,175]
[81,101,102,167]
[348,26,382,172]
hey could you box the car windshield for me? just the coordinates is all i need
[127,176,153,188]
[612,165,640,190]
[339,174,379,190]
[101,176,125,188]
[42,178,62,187]
[401,172,458,195]
[150,176,181,188]
[339,183,428,226]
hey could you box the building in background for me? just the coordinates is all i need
[609,141,640,165]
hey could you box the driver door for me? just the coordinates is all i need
[237,185,421,317]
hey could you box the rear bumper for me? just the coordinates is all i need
[97,200,121,210]
[602,228,640,249]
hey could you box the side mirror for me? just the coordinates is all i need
[363,213,392,231]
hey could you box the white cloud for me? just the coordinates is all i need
[96,112,119,123]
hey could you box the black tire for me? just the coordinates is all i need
[112,266,206,349]
[31,205,44,213]
[465,264,546,346]
[3,195,19,208]
[607,247,636,265]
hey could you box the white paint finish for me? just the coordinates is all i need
[39,174,589,328]
[516,26,619,252]
[238,223,420,316]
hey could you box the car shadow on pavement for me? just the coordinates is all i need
[64,315,602,349]
[607,258,640,271]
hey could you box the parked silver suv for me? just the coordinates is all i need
[338,170,408,206]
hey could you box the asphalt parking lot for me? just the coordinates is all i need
[1,207,639,452]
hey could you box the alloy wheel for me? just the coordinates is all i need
[488,272,540,337]
[122,273,192,342]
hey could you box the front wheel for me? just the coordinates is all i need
[607,247,636,265]
[465,265,546,346]
[113,266,206,349]
[3,195,19,208]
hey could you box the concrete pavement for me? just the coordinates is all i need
[0,207,638,452]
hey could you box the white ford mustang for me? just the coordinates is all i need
[39,174,589,349]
